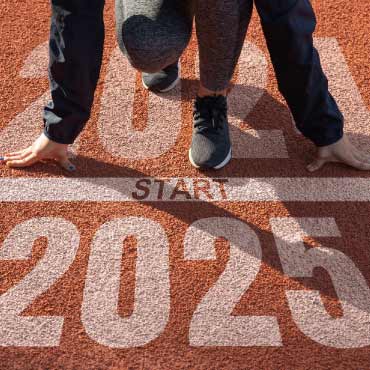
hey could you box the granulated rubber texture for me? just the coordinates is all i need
[0,0,369,369]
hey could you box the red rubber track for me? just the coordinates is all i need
[0,0,369,369]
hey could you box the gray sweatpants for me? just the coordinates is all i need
[115,0,251,91]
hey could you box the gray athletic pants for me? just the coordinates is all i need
[115,0,249,91]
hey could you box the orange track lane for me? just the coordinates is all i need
[0,0,369,369]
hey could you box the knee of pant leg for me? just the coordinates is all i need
[257,0,316,31]
[116,14,190,72]
[259,0,317,65]
[119,40,172,73]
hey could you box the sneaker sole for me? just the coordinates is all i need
[188,147,232,170]
[142,62,181,93]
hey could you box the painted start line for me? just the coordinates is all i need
[1,177,370,202]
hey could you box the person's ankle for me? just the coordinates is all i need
[197,84,227,98]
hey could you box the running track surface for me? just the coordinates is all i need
[0,1,370,369]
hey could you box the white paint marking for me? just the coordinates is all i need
[82,217,170,347]
[229,41,288,158]
[0,91,51,154]
[1,177,370,201]
[0,41,79,156]
[0,217,80,347]
[185,217,282,346]
[271,217,370,348]
[315,38,370,153]
[19,41,49,78]
[98,47,182,159]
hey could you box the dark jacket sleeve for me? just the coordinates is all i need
[43,0,105,144]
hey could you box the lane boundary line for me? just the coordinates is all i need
[1,177,370,202]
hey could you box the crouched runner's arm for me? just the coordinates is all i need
[3,0,105,170]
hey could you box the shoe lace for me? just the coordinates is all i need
[193,96,227,133]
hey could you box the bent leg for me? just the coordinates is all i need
[255,0,343,146]
[43,0,105,144]
[196,0,253,92]
[115,0,193,73]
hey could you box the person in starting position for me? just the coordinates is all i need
[2,0,370,172]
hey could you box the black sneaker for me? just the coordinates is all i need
[189,95,232,170]
[142,60,180,93]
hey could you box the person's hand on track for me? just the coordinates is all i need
[1,133,76,171]
[307,134,370,172]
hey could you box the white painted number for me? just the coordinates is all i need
[0,217,80,347]
[184,217,282,346]
[0,42,50,154]
[0,41,80,155]
[81,217,170,347]
[1,216,370,348]
[314,37,370,153]
[225,42,289,158]
[98,47,182,159]
[270,217,370,348]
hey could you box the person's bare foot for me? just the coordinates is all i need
[1,132,76,171]
[307,134,370,172]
